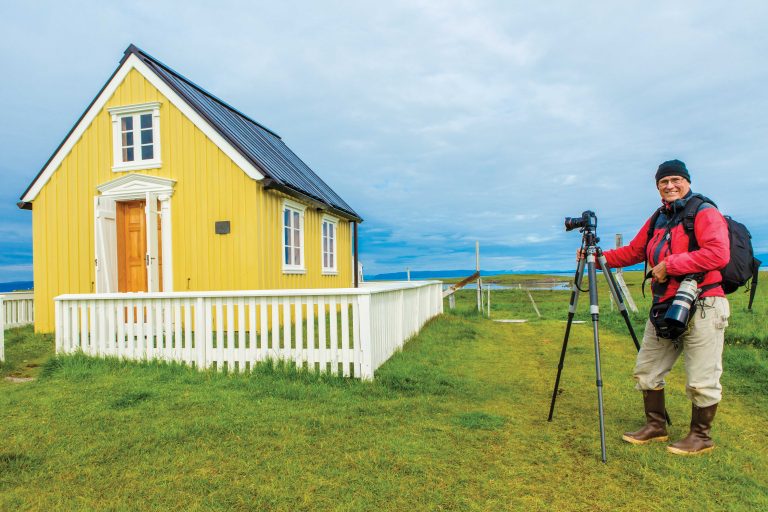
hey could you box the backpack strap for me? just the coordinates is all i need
[641,207,665,298]
[680,194,712,251]
[748,257,761,311]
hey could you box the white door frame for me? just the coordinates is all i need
[95,174,176,292]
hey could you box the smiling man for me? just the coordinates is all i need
[597,159,731,455]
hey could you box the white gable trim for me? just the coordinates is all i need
[22,53,264,203]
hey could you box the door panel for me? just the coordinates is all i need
[94,196,117,292]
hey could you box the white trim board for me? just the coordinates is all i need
[22,53,264,203]
[97,173,176,200]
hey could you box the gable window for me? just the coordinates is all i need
[108,102,162,172]
[321,216,338,274]
[282,200,305,273]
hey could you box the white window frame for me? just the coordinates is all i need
[282,199,306,274]
[321,215,339,275]
[108,102,162,172]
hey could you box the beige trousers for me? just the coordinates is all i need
[634,296,730,407]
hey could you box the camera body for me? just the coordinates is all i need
[564,210,597,232]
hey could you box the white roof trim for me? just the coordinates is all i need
[22,53,264,203]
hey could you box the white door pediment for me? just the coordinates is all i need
[97,174,176,200]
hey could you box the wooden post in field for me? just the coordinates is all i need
[527,290,541,318]
[487,283,491,318]
[614,233,638,313]
[407,268,411,281]
[449,294,455,309]
[476,241,482,313]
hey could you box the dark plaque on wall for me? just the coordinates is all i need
[215,221,230,235]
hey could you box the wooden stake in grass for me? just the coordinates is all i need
[527,290,541,318]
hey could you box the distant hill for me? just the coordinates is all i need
[0,281,34,293]
[365,269,575,281]
[367,258,766,282]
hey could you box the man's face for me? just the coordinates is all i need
[657,175,690,202]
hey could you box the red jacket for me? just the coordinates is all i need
[602,192,730,303]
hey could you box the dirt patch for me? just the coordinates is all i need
[4,376,35,383]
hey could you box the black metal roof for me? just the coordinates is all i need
[21,44,361,222]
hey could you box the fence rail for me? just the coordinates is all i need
[54,282,442,379]
[1,292,35,362]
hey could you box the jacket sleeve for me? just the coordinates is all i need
[665,208,730,275]
[601,217,652,269]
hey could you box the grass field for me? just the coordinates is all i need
[1,271,766,511]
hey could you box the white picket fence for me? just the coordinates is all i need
[1,292,35,362]
[54,281,443,379]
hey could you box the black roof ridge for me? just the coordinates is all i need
[125,44,282,140]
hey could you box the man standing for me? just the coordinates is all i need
[599,159,730,455]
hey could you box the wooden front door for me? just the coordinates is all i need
[117,200,147,292]
[116,200,163,292]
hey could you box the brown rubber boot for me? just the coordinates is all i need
[622,389,669,445]
[667,403,718,455]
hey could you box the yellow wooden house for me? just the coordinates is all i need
[19,45,362,333]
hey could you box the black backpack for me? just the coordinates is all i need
[645,194,761,310]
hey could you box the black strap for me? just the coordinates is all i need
[642,208,664,298]
[748,257,761,311]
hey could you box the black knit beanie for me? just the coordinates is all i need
[655,159,691,183]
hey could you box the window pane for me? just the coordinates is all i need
[293,229,300,247]
[140,113,152,129]
[294,248,300,264]
[121,116,133,130]
[284,227,290,246]
[141,128,153,145]
[329,254,334,268]
[141,145,154,160]
[123,147,134,161]
[323,253,328,268]
[329,224,334,238]
[284,209,290,227]
[122,131,134,146]
[322,223,327,236]
[293,211,300,227]
[285,246,290,264]
[323,237,327,252]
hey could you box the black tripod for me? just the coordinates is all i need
[546,222,669,463]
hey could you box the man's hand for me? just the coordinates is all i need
[576,248,585,261]
[651,260,668,283]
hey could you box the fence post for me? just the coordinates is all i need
[0,297,4,362]
[357,293,374,380]
[195,297,206,369]
[55,299,63,354]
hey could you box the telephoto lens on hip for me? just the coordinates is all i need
[665,274,703,330]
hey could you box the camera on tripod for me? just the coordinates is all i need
[564,210,597,232]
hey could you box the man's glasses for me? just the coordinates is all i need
[658,177,686,188]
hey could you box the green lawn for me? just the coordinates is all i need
[1,272,766,511]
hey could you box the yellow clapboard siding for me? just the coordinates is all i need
[31,68,354,332]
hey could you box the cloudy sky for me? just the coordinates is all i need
[1,1,767,281]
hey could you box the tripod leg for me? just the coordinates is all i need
[597,253,671,426]
[548,258,586,422]
[586,251,608,463]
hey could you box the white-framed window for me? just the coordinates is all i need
[108,102,162,172]
[321,215,338,274]
[282,200,305,273]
